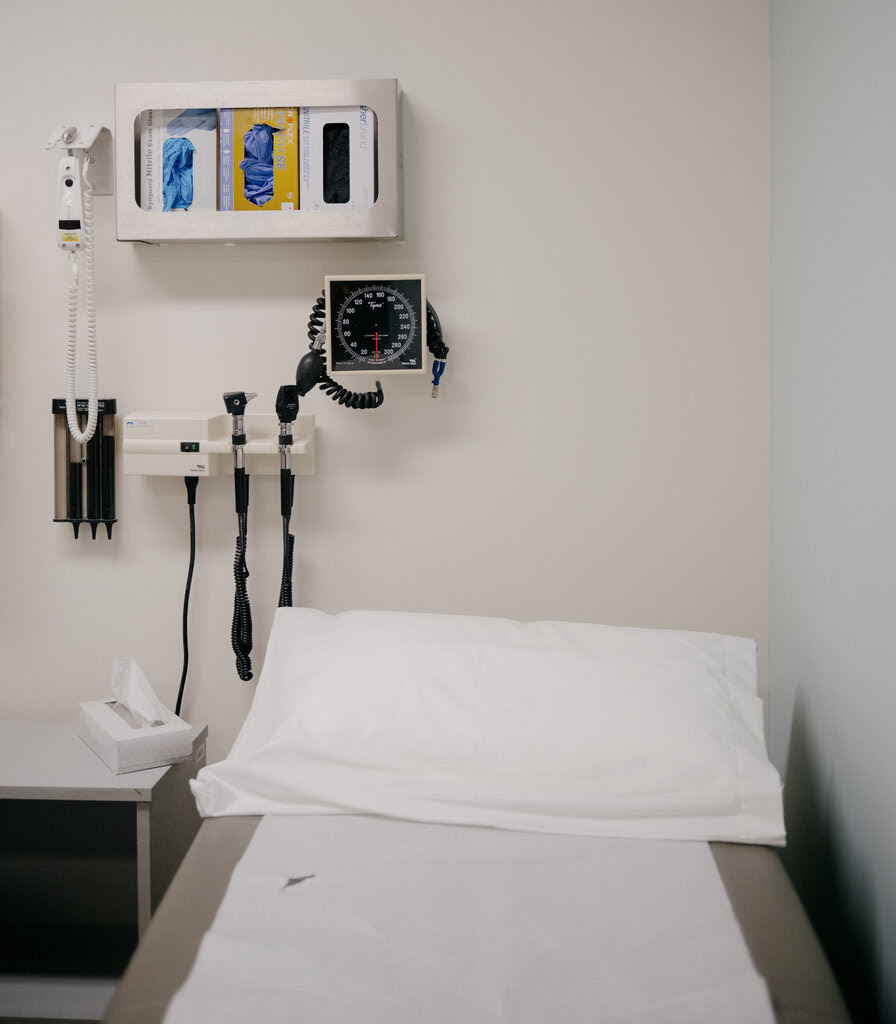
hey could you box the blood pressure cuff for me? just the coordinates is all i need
[239,123,280,207]
[162,137,196,212]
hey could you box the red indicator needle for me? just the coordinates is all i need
[375,331,379,361]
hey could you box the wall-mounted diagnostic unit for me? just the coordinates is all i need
[123,404,316,688]
[122,412,315,477]
[121,271,447,692]
[47,124,116,539]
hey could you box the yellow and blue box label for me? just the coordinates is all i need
[219,107,299,211]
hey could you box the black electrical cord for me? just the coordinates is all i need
[223,392,255,682]
[278,517,294,608]
[275,384,299,609]
[231,510,253,681]
[175,476,198,717]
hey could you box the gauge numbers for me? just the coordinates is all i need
[326,275,425,374]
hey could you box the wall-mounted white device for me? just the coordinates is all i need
[122,411,315,477]
[46,124,114,447]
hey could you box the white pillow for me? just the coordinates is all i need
[192,608,784,844]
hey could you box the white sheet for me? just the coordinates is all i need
[192,609,784,845]
[163,816,776,1024]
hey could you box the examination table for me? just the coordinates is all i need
[103,608,851,1024]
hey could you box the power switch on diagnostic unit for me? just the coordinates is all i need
[180,442,200,453]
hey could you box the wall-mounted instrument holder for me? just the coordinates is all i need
[53,398,117,538]
[44,123,114,196]
[123,407,316,686]
[121,411,315,477]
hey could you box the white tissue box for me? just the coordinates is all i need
[78,699,194,774]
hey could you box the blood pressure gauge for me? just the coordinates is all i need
[325,274,425,375]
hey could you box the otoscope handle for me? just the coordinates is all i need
[280,468,295,518]
[234,466,250,515]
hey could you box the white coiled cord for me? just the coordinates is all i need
[64,162,98,444]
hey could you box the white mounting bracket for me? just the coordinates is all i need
[45,124,114,196]
[122,412,316,477]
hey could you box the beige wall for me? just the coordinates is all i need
[0,0,770,762]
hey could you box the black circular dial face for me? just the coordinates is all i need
[328,278,424,373]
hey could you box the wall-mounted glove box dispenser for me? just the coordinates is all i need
[114,79,400,243]
[122,412,315,477]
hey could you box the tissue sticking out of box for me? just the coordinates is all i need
[77,659,194,774]
[111,657,168,727]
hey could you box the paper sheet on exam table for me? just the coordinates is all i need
[163,816,777,1024]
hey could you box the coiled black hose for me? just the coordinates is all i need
[304,291,384,409]
[231,512,253,681]
[306,288,326,344]
[318,375,384,409]
[426,301,449,360]
[278,519,294,608]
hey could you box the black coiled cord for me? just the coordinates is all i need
[231,512,253,680]
[318,375,384,409]
[306,288,326,342]
[278,519,294,608]
[426,302,449,360]
[305,292,384,409]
